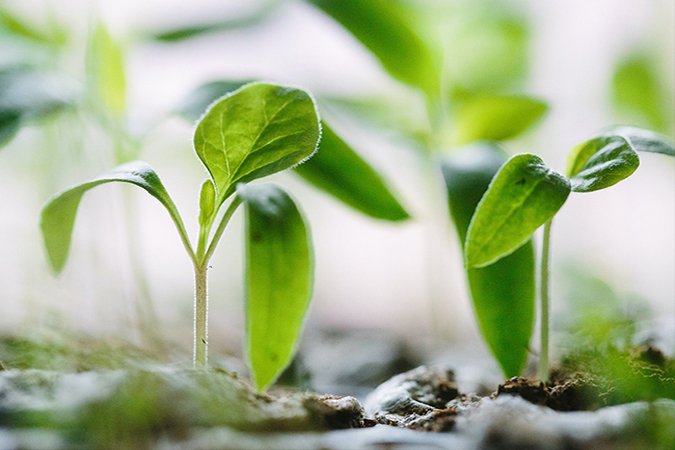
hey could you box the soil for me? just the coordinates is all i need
[1,333,673,449]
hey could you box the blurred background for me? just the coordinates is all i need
[0,0,673,365]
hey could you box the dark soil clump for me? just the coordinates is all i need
[495,375,598,411]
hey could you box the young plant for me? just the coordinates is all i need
[40,82,321,391]
[464,126,675,380]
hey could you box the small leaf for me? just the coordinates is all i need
[442,143,534,377]
[607,126,675,157]
[466,153,570,268]
[40,161,185,273]
[193,82,321,203]
[88,23,126,116]
[238,183,313,391]
[453,95,547,144]
[295,123,409,221]
[198,179,216,226]
[175,79,253,121]
[566,135,640,193]
[307,0,438,95]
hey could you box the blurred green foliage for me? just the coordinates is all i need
[612,52,674,136]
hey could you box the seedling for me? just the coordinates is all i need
[465,126,675,380]
[40,82,321,391]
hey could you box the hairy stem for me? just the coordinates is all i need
[192,195,243,367]
[538,219,553,381]
[194,264,208,367]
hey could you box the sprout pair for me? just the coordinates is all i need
[464,126,674,380]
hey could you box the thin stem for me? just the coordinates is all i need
[192,195,242,367]
[538,219,553,381]
[193,264,208,367]
[203,195,242,265]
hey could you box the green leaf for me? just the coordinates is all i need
[307,0,438,95]
[40,161,186,273]
[612,53,672,133]
[238,183,313,391]
[0,67,76,148]
[566,135,640,193]
[176,79,253,120]
[466,153,570,268]
[193,82,321,203]
[88,23,126,116]
[147,1,279,42]
[295,123,409,221]
[0,9,55,44]
[0,110,21,147]
[453,95,547,144]
[198,179,216,226]
[442,4,529,94]
[442,143,534,377]
[607,126,675,157]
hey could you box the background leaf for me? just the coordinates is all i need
[0,8,60,45]
[612,53,673,133]
[307,0,438,96]
[466,153,570,268]
[88,23,126,116]
[566,134,640,192]
[238,183,313,391]
[440,0,530,96]
[40,161,185,273]
[0,110,21,147]
[176,80,253,120]
[452,95,547,144]
[0,67,76,148]
[295,123,409,221]
[147,1,279,42]
[193,83,320,203]
[442,143,534,376]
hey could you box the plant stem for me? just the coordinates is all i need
[192,195,243,367]
[194,263,208,367]
[538,219,553,381]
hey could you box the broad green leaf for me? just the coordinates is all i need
[307,0,438,96]
[442,143,534,377]
[608,126,675,157]
[0,67,76,148]
[466,153,570,268]
[238,183,313,391]
[566,135,640,193]
[40,161,186,273]
[612,54,672,133]
[88,23,126,116]
[193,82,321,203]
[453,95,547,144]
[176,79,253,120]
[295,123,409,221]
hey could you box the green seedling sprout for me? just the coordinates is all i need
[40,82,321,391]
[464,126,675,380]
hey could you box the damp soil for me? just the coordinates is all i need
[1,334,674,449]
